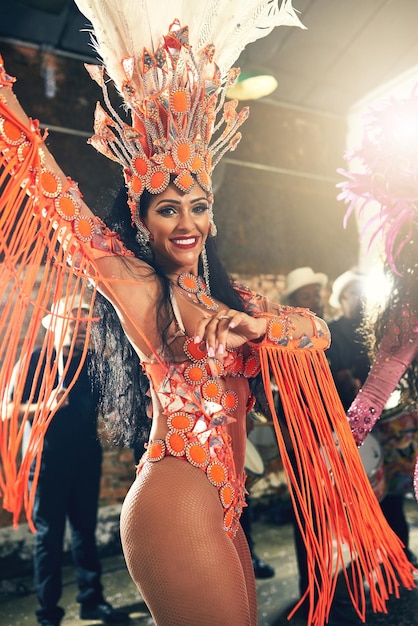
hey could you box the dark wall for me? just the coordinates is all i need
[1,43,122,215]
[214,99,358,277]
[1,42,359,281]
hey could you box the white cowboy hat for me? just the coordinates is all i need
[283,267,328,299]
[329,269,364,309]
[42,295,90,330]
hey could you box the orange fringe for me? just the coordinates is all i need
[0,99,97,530]
[258,345,415,625]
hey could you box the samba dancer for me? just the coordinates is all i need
[0,2,415,625]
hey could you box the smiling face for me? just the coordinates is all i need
[142,182,210,275]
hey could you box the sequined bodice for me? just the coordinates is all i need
[140,337,260,536]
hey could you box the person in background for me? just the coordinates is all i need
[326,269,369,410]
[10,296,129,626]
[327,267,417,623]
[345,244,418,568]
[282,266,328,318]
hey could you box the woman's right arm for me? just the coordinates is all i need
[0,68,133,268]
[0,56,162,359]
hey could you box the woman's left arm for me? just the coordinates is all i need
[194,284,330,356]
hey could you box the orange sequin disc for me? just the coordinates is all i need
[40,169,62,198]
[55,194,80,221]
[221,390,238,411]
[220,483,234,508]
[243,354,260,378]
[162,153,177,171]
[207,461,227,486]
[172,139,194,167]
[174,170,194,192]
[186,442,209,468]
[132,155,149,177]
[0,117,25,145]
[202,379,221,401]
[166,431,187,456]
[170,89,190,114]
[268,318,285,342]
[74,215,94,242]
[191,154,204,172]
[197,292,218,310]
[147,440,166,462]
[184,363,208,385]
[178,273,199,292]
[130,175,144,196]
[147,168,170,193]
[167,412,194,432]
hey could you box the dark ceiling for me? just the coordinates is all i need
[1,0,418,117]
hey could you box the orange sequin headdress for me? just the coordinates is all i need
[74,0,306,229]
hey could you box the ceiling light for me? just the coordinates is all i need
[226,67,278,101]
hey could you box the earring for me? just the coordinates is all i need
[201,244,211,294]
[208,206,217,237]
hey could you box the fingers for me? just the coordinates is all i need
[194,311,235,356]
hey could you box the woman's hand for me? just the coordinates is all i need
[194,310,267,356]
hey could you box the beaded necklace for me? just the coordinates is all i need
[177,273,219,311]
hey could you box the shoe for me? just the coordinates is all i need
[252,555,275,579]
[80,601,130,623]
[38,611,63,626]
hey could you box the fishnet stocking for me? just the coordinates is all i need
[121,457,257,625]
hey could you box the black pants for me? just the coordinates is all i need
[379,492,409,548]
[33,443,103,624]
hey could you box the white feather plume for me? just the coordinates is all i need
[75,0,305,94]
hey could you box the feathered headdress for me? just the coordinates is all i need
[337,88,418,273]
[74,0,305,223]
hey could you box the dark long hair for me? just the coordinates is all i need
[89,185,246,447]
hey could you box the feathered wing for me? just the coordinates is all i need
[74,0,305,96]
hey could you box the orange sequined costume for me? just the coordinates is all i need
[133,283,324,539]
